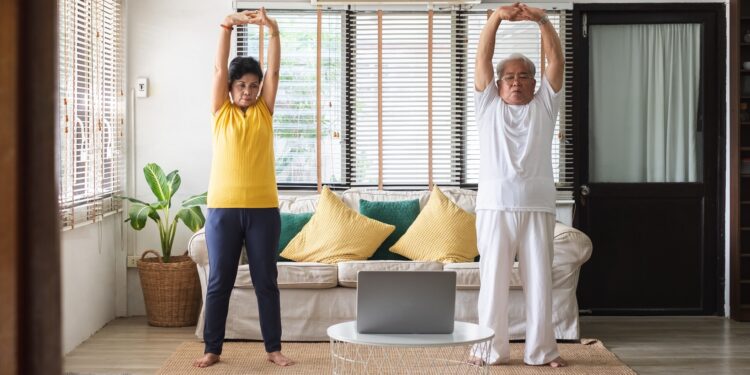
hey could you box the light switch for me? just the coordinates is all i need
[136,77,148,98]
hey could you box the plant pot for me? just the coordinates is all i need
[137,250,201,327]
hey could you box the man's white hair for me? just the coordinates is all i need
[495,53,536,78]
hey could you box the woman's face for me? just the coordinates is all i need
[230,73,261,109]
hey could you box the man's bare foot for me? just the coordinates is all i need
[549,356,567,368]
[267,351,295,366]
[525,356,567,367]
[193,353,220,368]
[467,357,486,366]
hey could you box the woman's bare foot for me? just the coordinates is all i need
[193,353,220,368]
[267,351,295,366]
[549,356,567,368]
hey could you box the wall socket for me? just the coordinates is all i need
[127,256,139,268]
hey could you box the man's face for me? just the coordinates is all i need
[498,60,535,105]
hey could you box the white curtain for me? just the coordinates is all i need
[589,24,701,183]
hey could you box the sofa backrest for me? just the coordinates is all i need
[278,187,477,214]
[341,188,430,210]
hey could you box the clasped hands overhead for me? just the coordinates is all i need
[494,2,547,23]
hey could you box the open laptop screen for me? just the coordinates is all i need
[356,271,456,334]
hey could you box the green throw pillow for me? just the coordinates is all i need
[239,212,313,264]
[278,212,314,261]
[359,199,420,260]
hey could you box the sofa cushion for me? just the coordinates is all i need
[280,187,395,264]
[390,186,479,263]
[239,212,313,265]
[278,212,313,256]
[360,199,420,261]
[234,262,337,289]
[337,260,444,287]
[443,262,522,290]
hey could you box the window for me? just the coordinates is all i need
[237,7,572,192]
[58,0,125,229]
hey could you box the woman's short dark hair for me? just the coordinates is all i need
[228,56,263,88]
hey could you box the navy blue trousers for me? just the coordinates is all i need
[203,208,282,355]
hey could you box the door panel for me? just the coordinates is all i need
[578,185,704,312]
[573,5,723,315]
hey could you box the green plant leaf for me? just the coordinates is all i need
[126,203,157,230]
[121,163,206,256]
[182,192,207,207]
[151,201,169,212]
[143,163,169,204]
[176,206,206,232]
[165,170,181,207]
[115,195,150,206]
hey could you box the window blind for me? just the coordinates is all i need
[58,0,124,229]
[348,10,459,188]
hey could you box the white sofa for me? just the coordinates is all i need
[187,187,592,341]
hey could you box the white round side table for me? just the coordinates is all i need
[327,321,494,374]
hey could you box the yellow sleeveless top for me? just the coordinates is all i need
[207,99,278,208]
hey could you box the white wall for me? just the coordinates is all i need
[125,0,234,314]
[61,214,123,354]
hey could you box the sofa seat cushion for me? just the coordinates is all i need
[443,262,522,290]
[234,262,337,289]
[337,260,444,287]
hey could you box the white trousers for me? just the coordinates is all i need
[476,210,559,365]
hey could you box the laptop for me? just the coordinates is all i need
[356,271,456,334]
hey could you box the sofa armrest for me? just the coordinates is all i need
[552,222,593,269]
[188,228,209,268]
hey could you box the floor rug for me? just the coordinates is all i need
[157,339,636,374]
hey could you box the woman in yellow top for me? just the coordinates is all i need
[193,8,294,368]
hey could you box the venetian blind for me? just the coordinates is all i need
[58,0,125,229]
[348,10,460,188]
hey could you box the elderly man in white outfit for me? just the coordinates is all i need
[473,3,566,368]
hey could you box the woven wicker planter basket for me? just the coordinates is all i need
[137,250,201,327]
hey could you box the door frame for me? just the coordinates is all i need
[0,0,62,373]
[572,3,726,315]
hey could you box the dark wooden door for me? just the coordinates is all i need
[573,4,724,314]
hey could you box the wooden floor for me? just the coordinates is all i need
[64,316,750,374]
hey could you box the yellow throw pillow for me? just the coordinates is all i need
[280,186,395,264]
[390,186,478,263]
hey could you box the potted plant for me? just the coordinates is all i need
[118,163,207,327]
